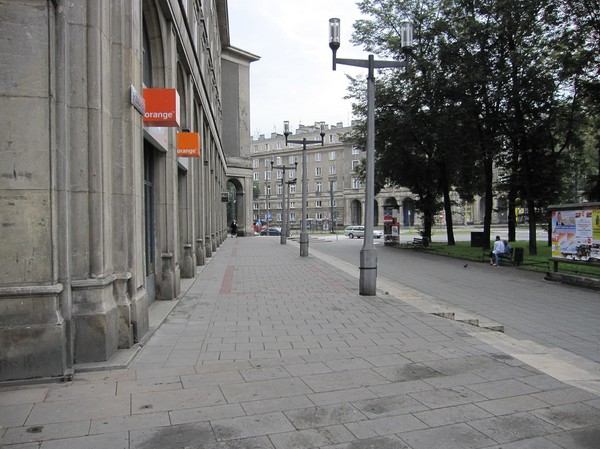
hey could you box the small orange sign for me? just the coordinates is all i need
[177,132,200,157]
[143,88,180,127]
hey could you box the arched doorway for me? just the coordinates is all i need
[227,178,245,235]
[350,199,362,225]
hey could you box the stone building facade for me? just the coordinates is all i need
[0,0,256,382]
[249,122,497,232]
[249,122,419,231]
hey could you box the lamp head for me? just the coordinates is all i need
[401,21,413,52]
[320,122,326,145]
[283,121,290,145]
[329,18,341,51]
[329,18,340,70]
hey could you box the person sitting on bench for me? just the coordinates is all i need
[489,236,505,266]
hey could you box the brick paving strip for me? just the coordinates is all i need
[0,237,599,448]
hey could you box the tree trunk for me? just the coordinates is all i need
[483,155,494,250]
[440,165,456,246]
[508,187,517,242]
[527,198,538,255]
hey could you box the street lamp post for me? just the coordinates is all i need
[271,159,298,244]
[329,17,413,295]
[283,121,325,257]
[265,179,270,230]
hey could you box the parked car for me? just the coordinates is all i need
[344,226,383,239]
[260,227,281,236]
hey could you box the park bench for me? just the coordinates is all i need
[498,247,516,265]
[482,246,522,266]
[409,237,429,249]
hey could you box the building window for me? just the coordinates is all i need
[329,134,335,143]
[290,212,296,222]
[316,212,323,220]
[352,178,361,189]
[316,181,323,192]
[253,172,259,181]
[315,153,321,162]
[275,156,282,165]
[289,184,296,194]
[252,159,259,168]
[265,158,271,167]
[330,180,337,191]
[142,21,153,86]
[277,184,283,195]
[253,202,259,210]
[290,201,296,209]
[316,200,323,208]
[276,169,283,179]
[289,169,296,178]
[329,151,336,161]
[352,160,360,170]
[329,165,336,175]
[266,185,271,195]
[352,146,360,154]
[277,141,282,149]
[315,166,322,176]
[288,155,295,164]
[252,145,259,153]
[265,171,271,181]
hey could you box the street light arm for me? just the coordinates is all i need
[335,56,409,71]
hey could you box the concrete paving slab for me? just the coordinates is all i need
[89,411,170,434]
[351,394,428,418]
[344,412,428,437]
[26,395,130,425]
[211,412,294,441]
[300,369,390,393]
[130,422,214,449]
[268,425,356,448]
[1,419,90,445]
[412,403,493,427]
[169,403,246,426]
[398,422,496,449]
[39,431,129,449]
[467,411,563,444]
[0,404,33,428]
[283,403,365,429]
[131,385,226,414]
[240,395,315,415]
[475,394,550,416]
[544,425,600,449]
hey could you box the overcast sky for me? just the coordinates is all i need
[228,0,369,138]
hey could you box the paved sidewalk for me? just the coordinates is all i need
[1,237,599,448]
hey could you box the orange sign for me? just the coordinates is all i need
[143,88,180,127]
[177,132,200,157]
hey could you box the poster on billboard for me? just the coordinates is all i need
[550,203,600,261]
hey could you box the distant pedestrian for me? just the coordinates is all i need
[489,235,505,266]
[230,220,237,237]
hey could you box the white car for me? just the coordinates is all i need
[344,226,383,239]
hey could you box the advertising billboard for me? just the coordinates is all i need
[550,203,600,261]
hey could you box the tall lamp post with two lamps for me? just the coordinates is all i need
[283,121,325,257]
[270,159,298,244]
[328,17,413,295]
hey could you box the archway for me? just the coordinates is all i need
[350,199,362,225]
[227,178,245,235]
